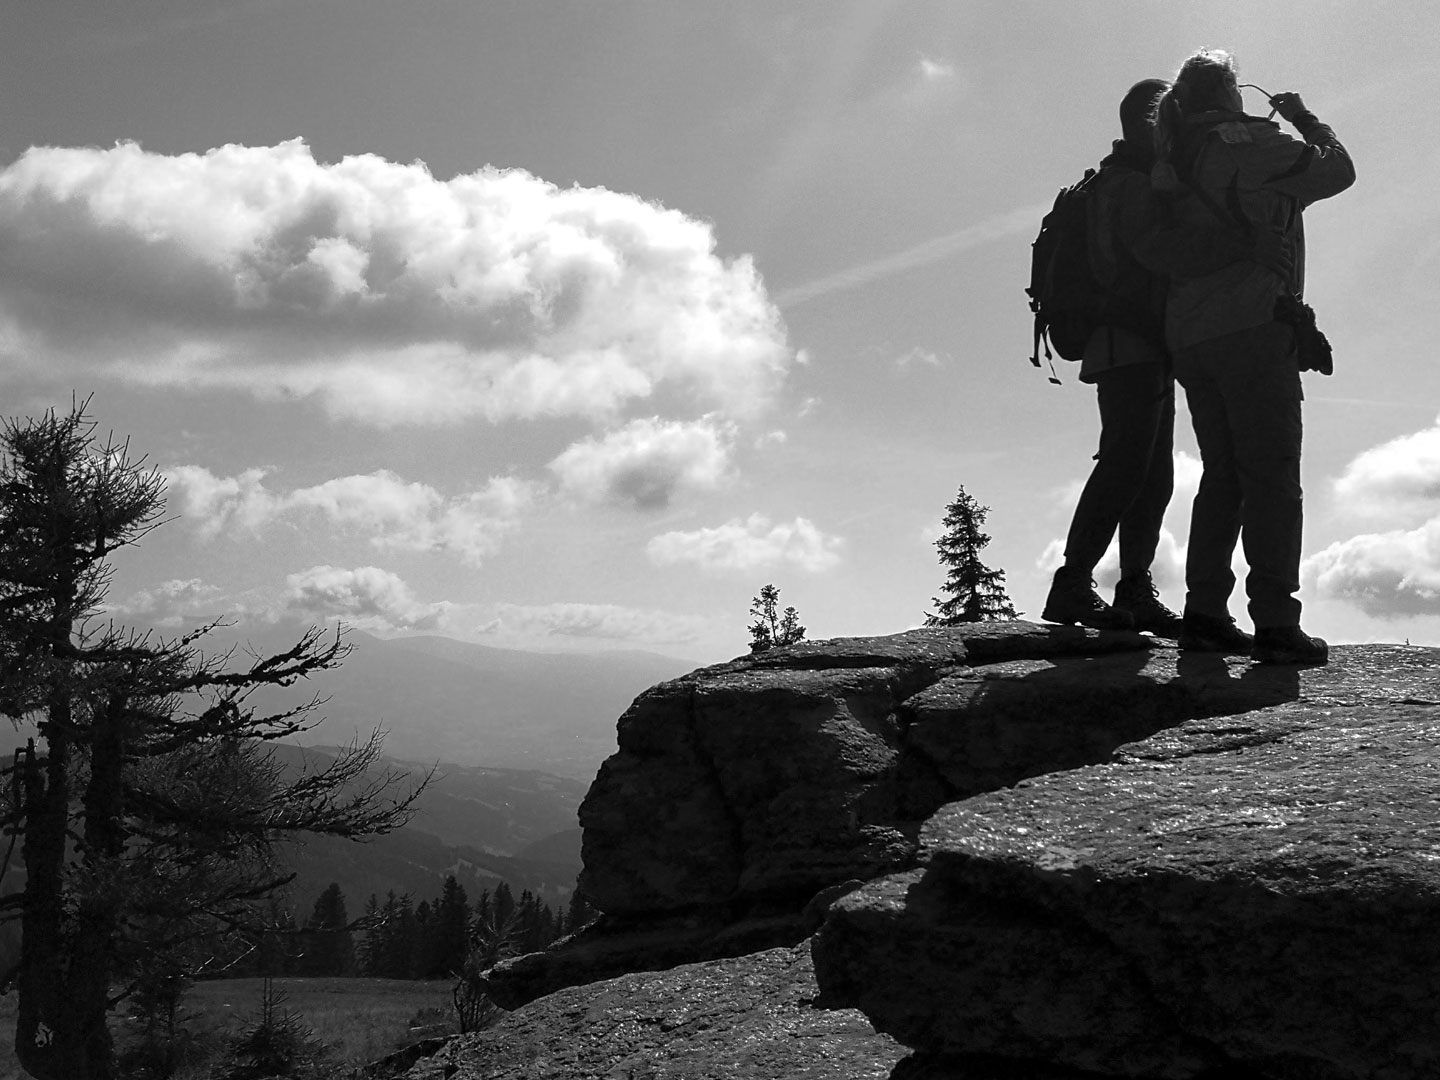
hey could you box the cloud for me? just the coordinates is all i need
[1303,520,1440,618]
[109,578,227,627]
[647,513,844,573]
[548,417,733,509]
[1035,452,1218,595]
[1037,528,1189,595]
[485,602,706,644]
[917,57,956,83]
[1300,417,1440,619]
[166,466,531,564]
[0,140,793,424]
[163,466,278,538]
[894,346,944,370]
[1330,414,1440,525]
[282,565,452,631]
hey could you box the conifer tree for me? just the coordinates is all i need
[925,485,1019,624]
[299,882,354,976]
[428,876,471,978]
[491,882,516,931]
[378,894,418,979]
[0,401,424,1080]
[564,885,596,934]
[358,894,382,976]
[747,584,806,653]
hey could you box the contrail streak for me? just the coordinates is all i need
[774,203,1045,310]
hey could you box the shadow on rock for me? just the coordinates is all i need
[889,1050,1117,1078]
[900,646,1207,801]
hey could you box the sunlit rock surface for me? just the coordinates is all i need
[400,944,1096,1080]
[813,643,1440,1079]
[403,945,906,1080]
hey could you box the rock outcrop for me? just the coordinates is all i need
[402,945,908,1080]
[450,625,1440,1080]
[813,643,1440,1079]
[399,944,1095,1080]
[490,623,1309,1008]
[576,624,1324,923]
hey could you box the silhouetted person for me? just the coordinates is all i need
[1043,78,1283,635]
[1152,49,1354,665]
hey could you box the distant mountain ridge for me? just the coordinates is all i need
[257,629,696,779]
[0,629,696,911]
[249,743,593,915]
[0,629,696,779]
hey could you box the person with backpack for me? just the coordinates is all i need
[1038,78,1276,635]
[1151,49,1354,665]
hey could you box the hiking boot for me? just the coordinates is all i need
[1042,567,1136,631]
[1113,573,1183,638]
[1178,611,1254,654]
[1251,626,1329,666]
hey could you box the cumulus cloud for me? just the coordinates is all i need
[282,565,452,631]
[109,578,226,627]
[0,140,792,424]
[548,417,733,509]
[647,513,843,573]
[1330,415,1440,525]
[485,602,706,644]
[1300,417,1440,618]
[1304,520,1440,617]
[165,465,530,564]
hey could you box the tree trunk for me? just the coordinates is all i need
[67,697,130,1080]
[15,711,73,1080]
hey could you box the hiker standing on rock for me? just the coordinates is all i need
[1041,78,1276,636]
[1152,49,1354,665]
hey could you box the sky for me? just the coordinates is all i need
[2,0,1438,664]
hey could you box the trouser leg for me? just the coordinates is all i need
[1116,373,1174,578]
[1061,363,1169,575]
[1175,350,1241,618]
[1217,324,1305,627]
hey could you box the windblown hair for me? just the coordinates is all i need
[1153,48,1239,167]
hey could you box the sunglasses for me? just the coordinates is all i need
[1239,83,1280,119]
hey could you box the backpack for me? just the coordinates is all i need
[1025,168,1109,382]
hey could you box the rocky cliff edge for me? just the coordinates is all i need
[418,623,1440,1080]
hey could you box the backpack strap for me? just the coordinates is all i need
[1031,319,1061,385]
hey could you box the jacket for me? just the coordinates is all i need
[1158,110,1355,351]
[1077,142,1168,382]
[1079,139,1283,382]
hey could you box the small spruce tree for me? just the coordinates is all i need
[747,584,806,653]
[427,875,471,978]
[925,486,1019,624]
[298,882,354,976]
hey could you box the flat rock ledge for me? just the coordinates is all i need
[401,945,903,1080]
[813,645,1440,1079]
[398,945,1096,1080]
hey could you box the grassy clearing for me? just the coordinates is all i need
[0,976,458,1079]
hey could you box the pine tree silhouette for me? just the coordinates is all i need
[925,486,1019,624]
